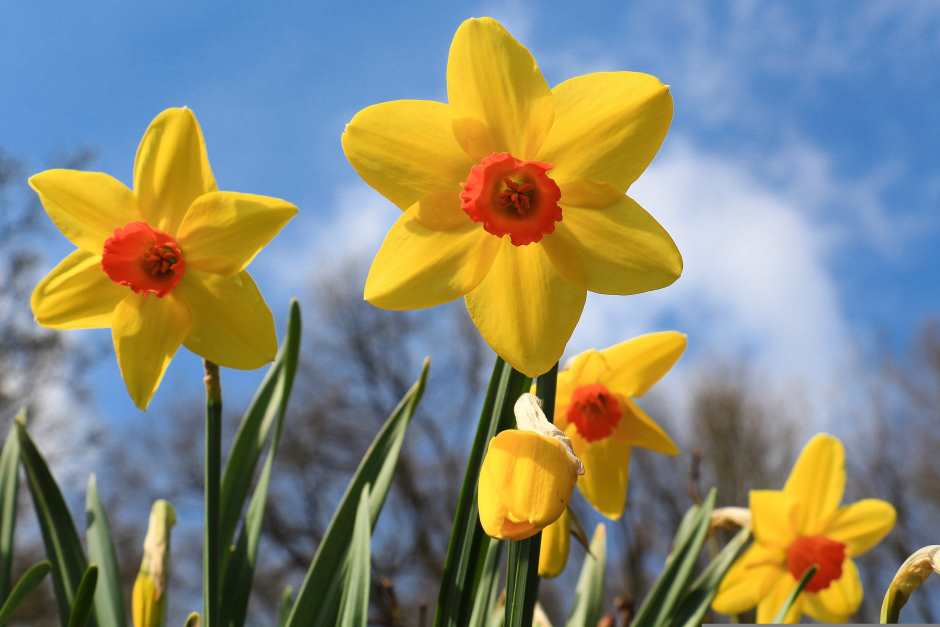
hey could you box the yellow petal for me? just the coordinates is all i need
[175,270,276,370]
[756,573,804,624]
[134,108,216,234]
[465,240,586,377]
[541,196,682,295]
[612,398,678,455]
[569,430,631,520]
[807,559,863,621]
[784,434,845,535]
[28,169,138,253]
[537,72,672,193]
[112,293,191,410]
[600,331,687,397]
[478,430,578,540]
[538,508,570,578]
[176,191,297,276]
[826,499,896,557]
[447,17,553,159]
[342,100,472,210]
[750,490,796,549]
[713,544,785,616]
[32,250,126,329]
[364,207,499,310]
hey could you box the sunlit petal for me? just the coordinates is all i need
[32,250,126,329]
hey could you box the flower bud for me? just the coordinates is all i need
[132,500,176,627]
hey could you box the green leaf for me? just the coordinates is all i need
[0,419,21,602]
[435,357,531,627]
[219,300,302,554]
[565,524,606,627]
[631,489,716,627]
[504,364,557,627]
[467,539,502,627]
[670,527,751,627]
[772,565,816,623]
[17,417,90,626]
[284,359,430,627]
[67,565,99,627]
[219,301,301,626]
[277,587,293,627]
[86,475,127,627]
[336,484,371,627]
[0,561,51,623]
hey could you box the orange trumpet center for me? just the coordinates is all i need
[460,152,562,245]
[102,221,185,297]
[566,383,622,442]
[786,535,846,592]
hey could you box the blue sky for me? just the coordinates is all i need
[2,2,939,432]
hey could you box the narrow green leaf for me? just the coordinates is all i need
[504,364,557,627]
[67,565,99,627]
[285,359,430,627]
[86,475,127,627]
[773,565,816,623]
[219,301,302,555]
[277,587,293,627]
[467,539,502,627]
[0,561,50,623]
[219,302,302,626]
[670,527,751,627]
[17,418,89,626]
[631,488,716,627]
[565,524,606,627]
[0,419,21,602]
[435,357,531,627]
[336,484,371,627]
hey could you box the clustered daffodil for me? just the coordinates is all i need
[713,433,896,623]
[478,393,584,540]
[30,108,297,409]
[538,332,684,576]
[343,17,681,377]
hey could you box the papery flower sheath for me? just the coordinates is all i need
[343,17,681,376]
[30,108,297,409]
[712,434,896,623]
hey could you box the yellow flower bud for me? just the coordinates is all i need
[133,500,176,627]
[538,508,570,577]
[478,394,582,541]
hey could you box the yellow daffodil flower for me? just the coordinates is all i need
[30,108,297,409]
[478,394,583,540]
[537,332,683,576]
[343,17,681,376]
[712,434,896,623]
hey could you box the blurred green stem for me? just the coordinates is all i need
[203,361,222,627]
[504,362,558,627]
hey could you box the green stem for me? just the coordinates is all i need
[203,361,222,627]
[504,362,558,627]
[772,564,817,623]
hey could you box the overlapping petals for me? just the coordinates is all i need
[31,107,296,409]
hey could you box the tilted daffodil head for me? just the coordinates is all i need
[478,393,583,540]
[30,108,297,409]
[555,331,683,520]
[343,17,681,377]
[712,433,897,623]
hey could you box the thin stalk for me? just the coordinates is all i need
[504,362,558,627]
[203,361,222,627]
[772,565,817,623]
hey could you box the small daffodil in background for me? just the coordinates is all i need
[538,331,684,576]
[478,394,584,540]
[712,433,896,623]
[29,108,297,409]
[343,17,681,377]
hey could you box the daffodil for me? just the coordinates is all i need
[30,108,297,409]
[478,394,583,540]
[343,17,681,376]
[712,434,896,623]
